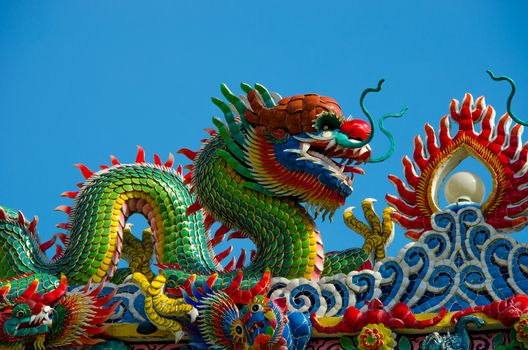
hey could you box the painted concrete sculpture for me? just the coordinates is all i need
[0,73,527,349]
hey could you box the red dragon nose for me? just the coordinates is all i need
[339,119,371,141]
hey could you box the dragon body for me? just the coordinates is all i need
[0,82,402,296]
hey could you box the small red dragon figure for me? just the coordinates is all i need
[311,298,447,333]
[451,294,528,327]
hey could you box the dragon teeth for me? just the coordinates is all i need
[306,132,333,141]
[358,147,369,156]
[293,135,316,143]
[325,139,336,151]
[285,148,302,154]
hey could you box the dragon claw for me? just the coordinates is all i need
[130,272,194,334]
[344,198,395,262]
[121,227,155,282]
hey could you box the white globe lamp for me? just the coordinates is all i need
[444,171,485,204]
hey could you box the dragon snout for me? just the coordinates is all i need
[30,306,54,327]
[339,119,371,141]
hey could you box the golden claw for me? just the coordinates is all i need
[343,198,395,261]
[122,225,155,281]
[131,272,195,334]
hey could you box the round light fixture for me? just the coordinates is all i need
[444,171,485,204]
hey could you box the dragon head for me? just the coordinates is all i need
[202,82,405,220]
[244,91,372,216]
[0,275,67,348]
[177,270,300,349]
[0,275,118,349]
[241,295,289,349]
[2,303,54,339]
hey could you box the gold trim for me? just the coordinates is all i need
[417,135,505,215]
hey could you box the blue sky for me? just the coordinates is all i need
[1,1,527,262]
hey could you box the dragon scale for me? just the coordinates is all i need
[0,82,401,294]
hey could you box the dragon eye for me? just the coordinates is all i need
[251,304,263,313]
[12,304,29,319]
[314,111,343,132]
[235,325,243,335]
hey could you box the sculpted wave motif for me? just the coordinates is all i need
[269,204,528,316]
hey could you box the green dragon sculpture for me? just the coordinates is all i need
[0,82,403,335]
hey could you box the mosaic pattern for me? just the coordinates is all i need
[270,204,528,315]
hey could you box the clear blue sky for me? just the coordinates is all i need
[1,1,527,262]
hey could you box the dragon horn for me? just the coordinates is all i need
[221,270,271,304]
[206,273,219,289]
[223,271,243,291]
[41,274,68,304]
[249,268,271,297]
[222,271,245,303]
[180,274,197,297]
[202,274,218,295]
[20,279,39,300]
